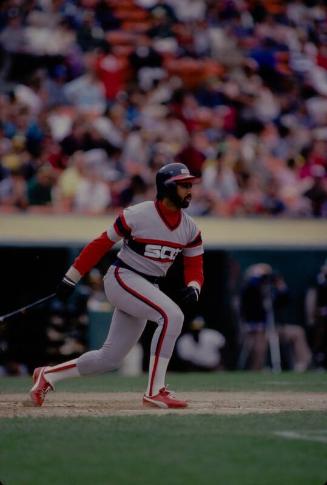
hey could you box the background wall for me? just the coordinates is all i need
[1,215,326,371]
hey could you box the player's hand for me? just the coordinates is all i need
[178,286,200,305]
[56,276,76,302]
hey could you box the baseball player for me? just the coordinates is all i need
[30,163,204,409]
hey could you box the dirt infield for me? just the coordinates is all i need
[1,391,326,417]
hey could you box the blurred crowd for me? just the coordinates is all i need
[0,0,327,217]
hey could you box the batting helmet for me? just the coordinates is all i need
[156,163,197,200]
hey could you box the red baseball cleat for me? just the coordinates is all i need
[143,387,188,409]
[30,367,54,406]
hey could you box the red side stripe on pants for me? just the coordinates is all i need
[114,266,168,396]
[45,363,76,374]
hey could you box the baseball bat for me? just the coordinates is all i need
[0,293,56,325]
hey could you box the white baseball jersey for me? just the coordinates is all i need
[108,200,203,277]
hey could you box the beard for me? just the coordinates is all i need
[181,194,192,208]
[169,191,191,208]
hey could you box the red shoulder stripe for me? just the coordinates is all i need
[186,231,202,248]
[120,213,131,232]
[114,214,131,238]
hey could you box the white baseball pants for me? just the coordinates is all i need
[77,265,184,394]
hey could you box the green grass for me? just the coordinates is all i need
[2,370,327,393]
[1,372,327,485]
[1,413,326,485]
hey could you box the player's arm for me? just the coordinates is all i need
[56,213,130,300]
[179,231,204,304]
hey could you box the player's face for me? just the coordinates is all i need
[176,181,193,208]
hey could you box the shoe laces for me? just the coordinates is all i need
[160,386,177,399]
[38,382,51,400]
[39,378,52,401]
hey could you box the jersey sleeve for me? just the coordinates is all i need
[182,219,204,289]
[183,254,204,290]
[71,231,116,277]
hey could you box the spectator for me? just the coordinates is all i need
[239,263,312,371]
[0,0,326,218]
[122,125,152,166]
[76,10,104,53]
[184,182,214,216]
[14,73,45,115]
[85,269,111,312]
[229,173,264,216]
[306,260,327,369]
[95,1,121,31]
[60,119,88,157]
[261,178,286,216]
[128,35,164,91]
[202,156,239,206]
[44,65,69,108]
[175,132,206,177]
[303,165,327,217]
[119,174,149,207]
[0,167,27,211]
[64,54,106,115]
[27,165,57,209]
[155,111,189,155]
[176,315,226,371]
[95,43,126,102]
[0,10,26,81]
[73,165,111,215]
[54,151,86,212]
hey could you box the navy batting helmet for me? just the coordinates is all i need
[156,163,197,200]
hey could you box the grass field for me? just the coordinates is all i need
[1,372,327,485]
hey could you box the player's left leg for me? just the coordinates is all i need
[77,308,146,375]
[106,266,187,408]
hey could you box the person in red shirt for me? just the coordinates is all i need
[95,44,126,102]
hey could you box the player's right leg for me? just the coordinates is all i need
[30,309,146,406]
[30,361,78,406]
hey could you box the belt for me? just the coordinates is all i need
[112,258,163,284]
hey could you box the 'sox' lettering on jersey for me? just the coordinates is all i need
[144,244,182,261]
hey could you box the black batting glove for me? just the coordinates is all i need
[56,276,76,302]
[178,286,200,305]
